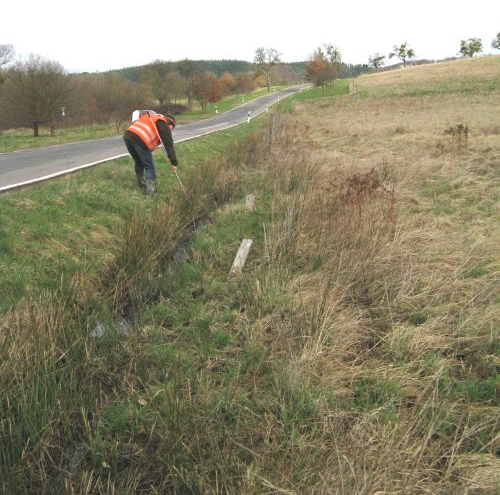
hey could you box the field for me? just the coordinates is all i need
[0,57,498,493]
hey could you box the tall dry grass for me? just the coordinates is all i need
[233,86,498,491]
[282,62,498,491]
[1,60,498,492]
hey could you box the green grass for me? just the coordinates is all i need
[1,94,321,490]
[0,116,288,491]
[293,79,350,100]
[278,79,350,113]
[354,378,401,410]
[439,373,500,405]
[0,115,265,313]
[0,124,119,152]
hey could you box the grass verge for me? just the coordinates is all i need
[0,116,264,313]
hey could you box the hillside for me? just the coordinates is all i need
[356,54,500,95]
[106,59,374,84]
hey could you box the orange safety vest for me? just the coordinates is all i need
[126,113,169,151]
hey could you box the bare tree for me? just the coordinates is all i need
[0,44,15,68]
[67,73,102,125]
[0,44,15,87]
[234,71,256,95]
[165,71,186,103]
[95,73,148,132]
[323,43,342,83]
[192,71,218,111]
[2,55,72,136]
[141,60,175,106]
[177,59,197,110]
[219,72,237,96]
[254,47,281,91]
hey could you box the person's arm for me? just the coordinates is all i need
[157,121,178,167]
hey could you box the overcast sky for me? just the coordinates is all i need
[3,0,499,72]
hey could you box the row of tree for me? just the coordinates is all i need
[368,33,500,72]
[0,45,303,136]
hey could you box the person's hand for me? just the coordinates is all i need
[171,165,177,173]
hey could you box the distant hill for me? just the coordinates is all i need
[107,60,258,83]
[103,60,268,82]
[90,58,382,86]
[102,59,375,85]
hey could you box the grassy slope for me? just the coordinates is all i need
[0,87,285,152]
[356,55,500,97]
[1,57,499,493]
[0,117,267,312]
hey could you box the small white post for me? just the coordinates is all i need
[245,194,254,211]
[229,239,253,277]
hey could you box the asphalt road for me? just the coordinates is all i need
[0,85,308,192]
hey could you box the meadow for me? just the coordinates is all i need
[0,57,498,493]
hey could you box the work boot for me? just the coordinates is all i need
[136,171,146,189]
[145,179,156,196]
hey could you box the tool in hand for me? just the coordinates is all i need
[174,170,187,196]
[147,112,197,229]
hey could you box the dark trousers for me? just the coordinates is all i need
[124,138,156,180]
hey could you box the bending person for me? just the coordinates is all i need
[123,111,178,196]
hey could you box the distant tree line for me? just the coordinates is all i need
[111,59,262,84]
[0,46,305,136]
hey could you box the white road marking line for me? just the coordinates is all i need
[1,86,308,192]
